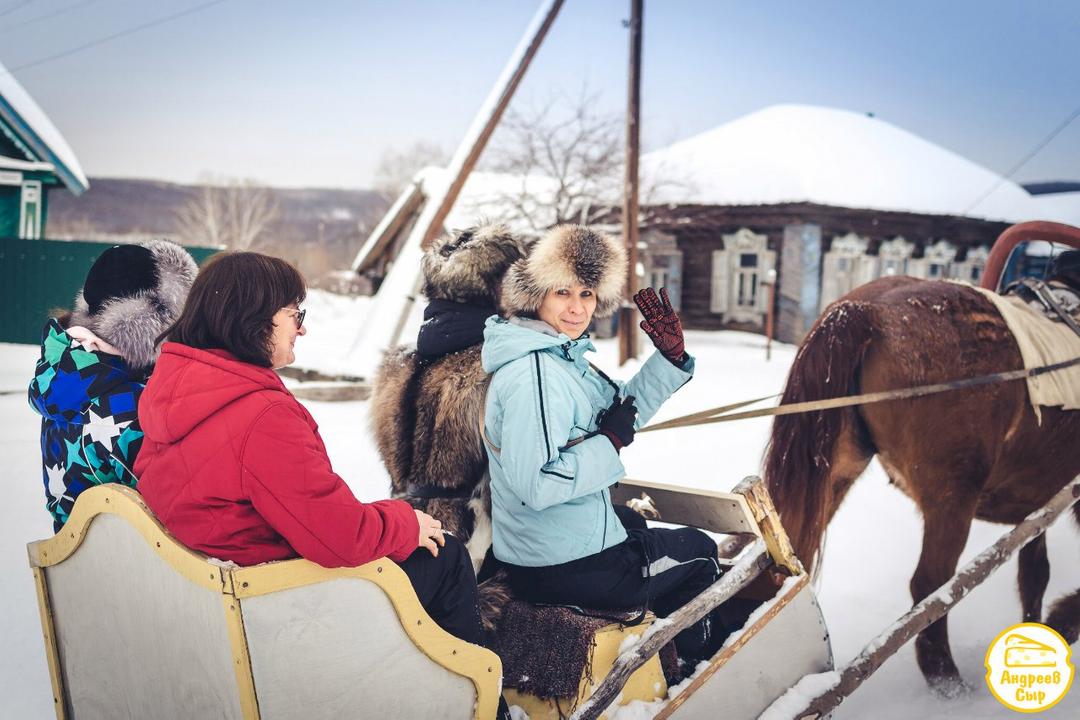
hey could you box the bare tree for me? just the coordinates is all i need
[49,215,104,241]
[480,87,624,232]
[175,176,280,250]
[479,86,692,232]
[372,141,448,201]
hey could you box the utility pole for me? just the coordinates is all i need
[618,0,643,365]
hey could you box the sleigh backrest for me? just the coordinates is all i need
[611,475,802,574]
[27,485,502,720]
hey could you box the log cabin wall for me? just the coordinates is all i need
[639,202,1010,343]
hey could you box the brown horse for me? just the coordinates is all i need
[763,275,1080,695]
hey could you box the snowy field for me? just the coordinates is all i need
[1,303,1078,717]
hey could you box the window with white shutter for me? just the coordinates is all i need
[710,250,729,314]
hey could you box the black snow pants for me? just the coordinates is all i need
[503,515,726,668]
[397,533,484,647]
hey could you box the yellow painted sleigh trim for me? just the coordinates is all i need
[27,484,502,720]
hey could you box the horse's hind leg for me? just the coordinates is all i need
[1045,504,1080,644]
[1018,534,1050,623]
[911,495,978,696]
[1046,591,1080,645]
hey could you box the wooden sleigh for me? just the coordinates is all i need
[567,476,833,720]
[27,485,502,720]
[28,476,831,720]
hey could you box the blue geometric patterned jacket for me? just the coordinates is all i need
[28,319,146,532]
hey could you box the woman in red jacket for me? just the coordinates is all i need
[135,251,485,648]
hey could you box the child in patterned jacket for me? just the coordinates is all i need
[28,240,197,531]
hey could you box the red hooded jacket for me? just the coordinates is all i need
[134,343,418,567]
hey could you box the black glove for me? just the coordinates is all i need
[597,395,638,451]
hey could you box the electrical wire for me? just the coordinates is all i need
[963,101,1080,215]
[0,0,100,33]
[0,1,35,20]
[2,0,228,76]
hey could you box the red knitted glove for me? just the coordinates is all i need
[634,287,686,366]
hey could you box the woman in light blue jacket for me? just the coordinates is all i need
[482,225,727,672]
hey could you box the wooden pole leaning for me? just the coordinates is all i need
[767,475,1080,720]
[346,0,565,379]
[419,0,564,250]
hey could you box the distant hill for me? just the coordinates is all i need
[47,178,390,279]
[1022,181,1080,196]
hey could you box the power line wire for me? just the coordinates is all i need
[963,101,1080,215]
[0,0,100,33]
[0,0,35,19]
[3,0,228,75]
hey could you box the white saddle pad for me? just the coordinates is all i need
[971,285,1080,421]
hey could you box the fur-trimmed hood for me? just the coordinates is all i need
[70,240,198,371]
[421,223,528,308]
[500,225,627,318]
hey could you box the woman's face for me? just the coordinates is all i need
[538,284,597,339]
[269,305,306,369]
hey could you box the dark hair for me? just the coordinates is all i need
[159,252,306,367]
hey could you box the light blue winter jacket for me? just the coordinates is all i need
[481,316,694,567]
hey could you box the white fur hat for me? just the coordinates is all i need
[70,239,198,370]
[500,225,627,318]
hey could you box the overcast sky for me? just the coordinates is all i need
[2,0,1078,190]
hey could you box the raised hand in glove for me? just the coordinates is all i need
[598,394,638,451]
[634,287,687,366]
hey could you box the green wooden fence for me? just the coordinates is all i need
[0,237,219,345]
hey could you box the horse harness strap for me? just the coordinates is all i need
[640,353,1080,433]
[1017,277,1080,340]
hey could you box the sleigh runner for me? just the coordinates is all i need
[28,475,832,720]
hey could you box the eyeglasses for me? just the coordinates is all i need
[282,308,306,329]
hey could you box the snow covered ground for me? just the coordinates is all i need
[2,316,1077,717]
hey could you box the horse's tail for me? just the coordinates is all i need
[764,300,877,572]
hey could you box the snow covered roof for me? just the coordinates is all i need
[414,165,561,234]
[0,60,88,194]
[642,104,1048,223]
[1028,192,1080,229]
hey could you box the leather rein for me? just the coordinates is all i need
[641,283,1080,434]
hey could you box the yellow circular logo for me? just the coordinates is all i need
[985,622,1074,712]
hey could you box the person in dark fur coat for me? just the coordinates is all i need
[28,240,198,531]
[371,224,527,574]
